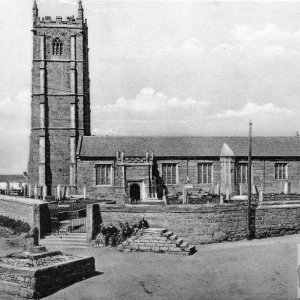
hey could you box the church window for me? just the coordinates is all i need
[198,163,213,184]
[237,163,248,184]
[95,164,112,185]
[162,164,177,185]
[275,163,287,180]
[52,37,63,55]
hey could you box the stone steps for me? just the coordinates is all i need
[40,233,90,249]
[118,227,196,256]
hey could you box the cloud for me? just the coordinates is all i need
[0,89,30,174]
[216,102,294,119]
[92,87,209,122]
[91,87,300,137]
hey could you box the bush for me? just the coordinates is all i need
[0,215,30,235]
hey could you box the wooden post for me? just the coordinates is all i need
[239,183,242,196]
[247,121,253,239]
[220,194,224,204]
[23,185,26,198]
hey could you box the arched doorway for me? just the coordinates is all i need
[130,184,140,202]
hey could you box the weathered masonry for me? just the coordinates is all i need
[77,136,300,202]
[28,0,91,195]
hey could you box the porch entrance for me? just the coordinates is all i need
[130,184,140,202]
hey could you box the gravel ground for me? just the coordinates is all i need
[1,234,299,300]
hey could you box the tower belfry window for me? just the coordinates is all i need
[52,37,63,55]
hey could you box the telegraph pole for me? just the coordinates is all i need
[247,121,253,239]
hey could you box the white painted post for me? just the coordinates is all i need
[220,194,224,204]
[216,183,220,195]
[239,183,242,196]
[226,187,230,201]
[83,185,86,200]
[252,184,257,195]
[259,190,263,202]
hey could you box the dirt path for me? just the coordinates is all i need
[1,235,299,299]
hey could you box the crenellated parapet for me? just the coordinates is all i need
[33,0,86,28]
[34,15,86,28]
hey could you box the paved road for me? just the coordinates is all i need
[1,235,300,299]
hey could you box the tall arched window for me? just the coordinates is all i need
[52,37,63,56]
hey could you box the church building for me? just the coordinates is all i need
[28,1,300,203]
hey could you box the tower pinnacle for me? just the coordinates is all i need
[33,0,38,25]
[78,0,84,20]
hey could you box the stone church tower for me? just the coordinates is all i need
[28,0,91,194]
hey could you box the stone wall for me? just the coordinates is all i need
[92,204,248,244]
[87,202,300,245]
[255,204,300,238]
[0,195,51,237]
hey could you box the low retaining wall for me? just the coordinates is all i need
[0,195,51,237]
[87,202,300,245]
[256,204,300,238]
[88,204,248,244]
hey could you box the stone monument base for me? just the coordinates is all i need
[0,248,95,299]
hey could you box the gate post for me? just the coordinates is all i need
[86,204,101,242]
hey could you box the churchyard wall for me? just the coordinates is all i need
[0,195,51,236]
[87,202,300,245]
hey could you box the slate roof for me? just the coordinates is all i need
[78,136,300,158]
[0,175,27,182]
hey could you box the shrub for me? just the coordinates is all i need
[0,215,30,235]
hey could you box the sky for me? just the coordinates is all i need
[1,0,300,173]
